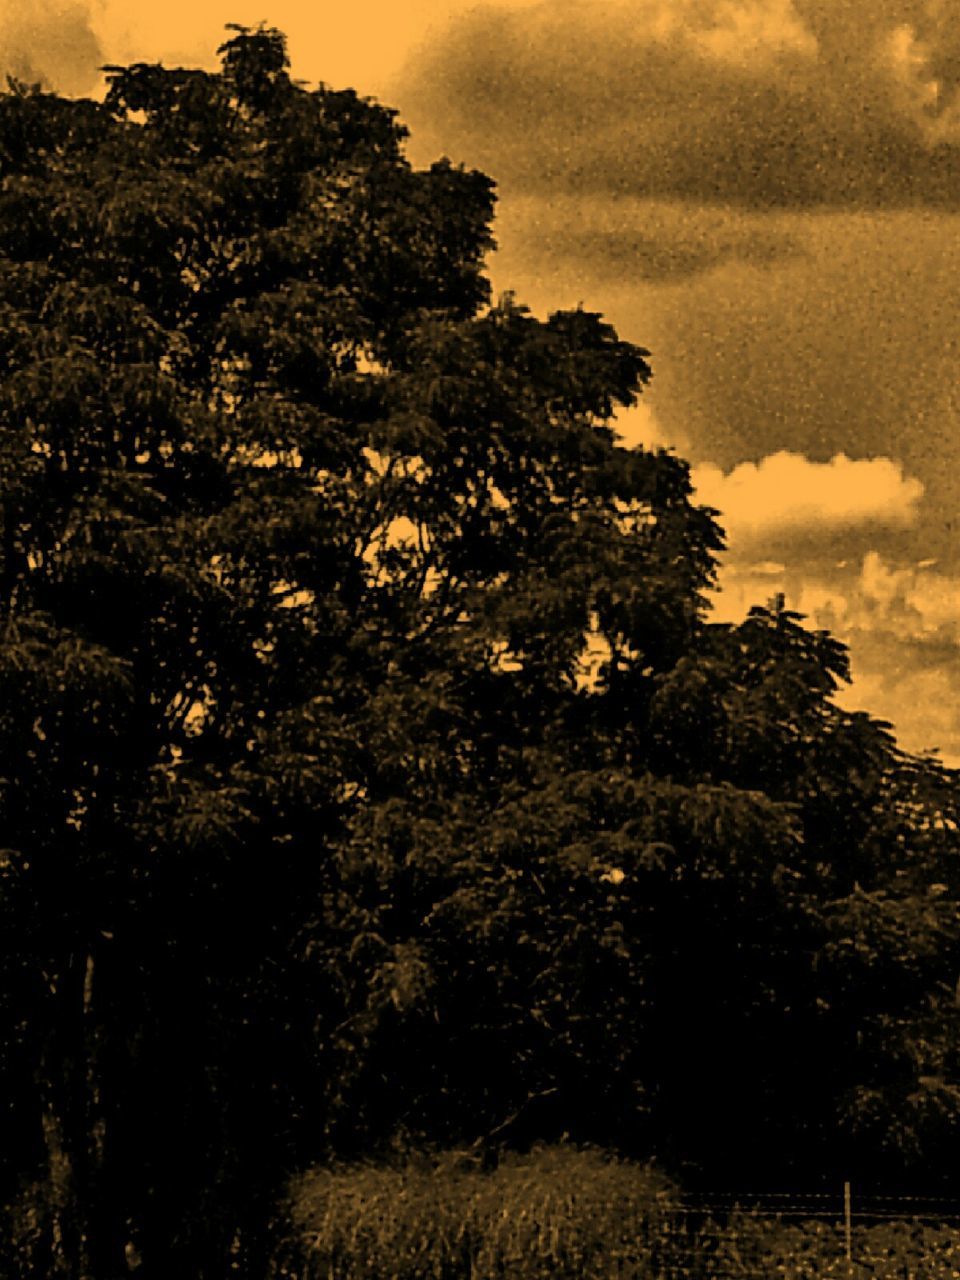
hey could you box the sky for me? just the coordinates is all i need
[5,0,960,764]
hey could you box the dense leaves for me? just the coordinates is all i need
[0,24,958,1280]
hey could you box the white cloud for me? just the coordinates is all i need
[612,399,686,451]
[709,547,960,764]
[692,0,816,64]
[847,550,960,642]
[713,548,960,644]
[692,451,924,544]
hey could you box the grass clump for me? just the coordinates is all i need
[271,1145,676,1280]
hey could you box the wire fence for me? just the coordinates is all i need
[635,1187,960,1280]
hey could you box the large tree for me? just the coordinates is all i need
[0,24,958,1280]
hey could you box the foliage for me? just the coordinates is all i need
[0,24,507,1277]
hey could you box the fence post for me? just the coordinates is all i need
[844,1180,853,1267]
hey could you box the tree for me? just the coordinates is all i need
[0,27,501,1276]
[303,592,960,1188]
[1,23,959,1280]
[0,24,715,1275]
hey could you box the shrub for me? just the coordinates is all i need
[271,1146,676,1280]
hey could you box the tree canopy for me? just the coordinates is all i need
[0,24,959,1280]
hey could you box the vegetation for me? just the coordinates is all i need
[0,21,958,1280]
[273,1149,960,1280]
[272,1148,674,1280]
[704,1213,960,1280]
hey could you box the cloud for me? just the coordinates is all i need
[709,547,960,763]
[549,207,960,586]
[492,196,803,286]
[711,547,960,641]
[830,558,960,765]
[692,452,924,545]
[835,663,960,767]
[612,398,682,451]
[1,1,103,95]
[397,0,960,209]
[818,552,960,766]
[814,550,960,646]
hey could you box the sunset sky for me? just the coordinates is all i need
[7,0,960,764]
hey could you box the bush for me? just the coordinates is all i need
[271,1146,677,1280]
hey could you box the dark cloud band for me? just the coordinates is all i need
[397,0,960,209]
[492,197,803,284]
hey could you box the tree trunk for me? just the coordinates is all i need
[80,951,132,1280]
[36,951,130,1280]
[37,1060,88,1278]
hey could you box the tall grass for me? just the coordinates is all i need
[271,1146,676,1280]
